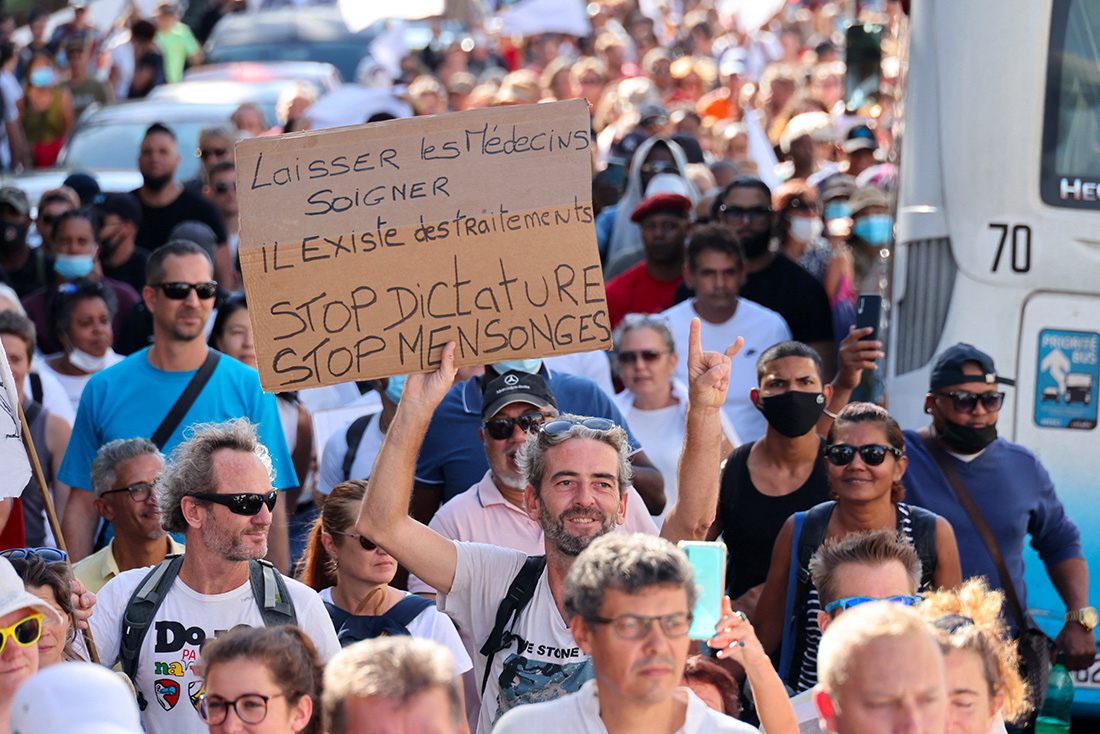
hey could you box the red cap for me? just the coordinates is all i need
[630,193,692,222]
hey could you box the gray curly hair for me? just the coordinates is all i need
[515,413,633,496]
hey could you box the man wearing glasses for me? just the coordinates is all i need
[58,241,295,568]
[89,420,339,734]
[902,344,1095,671]
[72,438,183,594]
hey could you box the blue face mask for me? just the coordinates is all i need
[29,67,53,88]
[853,214,894,245]
[384,375,406,405]
[494,359,542,374]
[824,201,851,221]
[54,253,95,281]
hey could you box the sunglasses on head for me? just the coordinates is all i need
[617,349,668,366]
[0,612,42,654]
[824,443,903,466]
[483,412,552,440]
[541,417,616,434]
[934,390,1005,414]
[823,595,922,613]
[191,490,278,516]
[0,547,67,562]
[333,531,380,552]
[154,281,218,300]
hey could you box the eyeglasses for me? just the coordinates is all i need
[153,281,218,300]
[0,613,42,654]
[541,417,616,435]
[199,691,294,725]
[823,595,922,613]
[933,390,1005,414]
[483,412,553,440]
[0,547,67,562]
[198,147,228,160]
[588,612,692,639]
[719,204,772,221]
[617,349,668,366]
[213,182,236,194]
[100,481,155,503]
[333,531,380,552]
[824,443,903,466]
[190,490,278,516]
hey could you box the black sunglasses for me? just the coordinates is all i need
[618,349,667,365]
[483,412,552,440]
[333,531,380,552]
[824,443,903,466]
[541,417,616,434]
[933,390,1005,414]
[719,204,772,221]
[0,547,67,562]
[199,147,228,160]
[191,490,278,516]
[100,481,155,503]
[153,281,218,300]
[213,182,236,194]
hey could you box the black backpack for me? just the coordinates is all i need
[478,555,547,694]
[324,595,436,647]
[119,555,297,710]
[342,414,375,482]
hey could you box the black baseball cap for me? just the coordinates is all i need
[481,370,557,420]
[929,343,1016,391]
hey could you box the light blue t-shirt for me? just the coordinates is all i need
[58,348,297,492]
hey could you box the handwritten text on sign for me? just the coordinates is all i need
[235,100,610,392]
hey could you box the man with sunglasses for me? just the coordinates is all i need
[89,420,338,734]
[59,241,296,568]
[902,344,1095,671]
[492,533,757,734]
[72,438,183,594]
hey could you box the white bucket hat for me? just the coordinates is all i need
[0,557,62,626]
[10,662,143,734]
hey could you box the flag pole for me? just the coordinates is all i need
[17,403,100,664]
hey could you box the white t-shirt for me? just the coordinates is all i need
[318,587,472,674]
[317,411,385,494]
[440,542,592,734]
[0,70,21,168]
[661,298,790,442]
[492,679,760,734]
[91,565,341,734]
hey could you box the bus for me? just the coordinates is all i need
[887,0,1100,713]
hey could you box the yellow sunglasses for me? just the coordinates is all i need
[0,612,42,653]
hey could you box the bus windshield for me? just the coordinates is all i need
[1041,0,1100,208]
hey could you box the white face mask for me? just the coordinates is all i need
[789,216,823,243]
[68,345,116,373]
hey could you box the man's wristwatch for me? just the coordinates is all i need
[1066,606,1099,631]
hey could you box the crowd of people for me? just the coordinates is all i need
[0,0,1091,733]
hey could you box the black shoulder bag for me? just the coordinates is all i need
[150,350,221,449]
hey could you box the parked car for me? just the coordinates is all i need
[183,60,343,90]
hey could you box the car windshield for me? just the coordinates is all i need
[205,42,366,82]
[60,119,218,182]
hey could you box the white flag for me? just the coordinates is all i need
[0,339,31,498]
[338,0,445,33]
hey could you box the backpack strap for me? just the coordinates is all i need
[342,414,375,482]
[478,554,546,695]
[120,555,185,711]
[21,400,42,428]
[384,595,435,630]
[28,373,42,405]
[796,501,836,585]
[150,350,221,450]
[898,503,939,590]
[777,511,806,685]
[248,558,298,627]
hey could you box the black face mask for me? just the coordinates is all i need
[938,418,997,454]
[741,230,771,259]
[0,221,27,253]
[757,391,826,438]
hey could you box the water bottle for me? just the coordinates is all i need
[1035,653,1074,734]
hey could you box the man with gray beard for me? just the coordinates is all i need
[88,419,338,734]
[359,320,744,734]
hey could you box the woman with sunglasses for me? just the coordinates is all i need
[7,550,78,666]
[199,625,322,734]
[41,279,123,411]
[0,556,64,734]
[612,314,738,525]
[754,402,961,692]
[298,481,472,731]
[919,578,1029,734]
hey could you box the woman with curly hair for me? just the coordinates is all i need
[920,578,1029,734]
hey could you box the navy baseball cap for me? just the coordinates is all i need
[929,343,1016,390]
[481,371,557,420]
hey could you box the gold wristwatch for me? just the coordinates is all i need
[1066,606,1099,631]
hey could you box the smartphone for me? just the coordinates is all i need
[679,541,726,640]
[856,294,883,342]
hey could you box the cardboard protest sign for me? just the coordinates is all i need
[236,99,611,393]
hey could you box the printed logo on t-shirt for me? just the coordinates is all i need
[154,661,185,676]
[155,679,181,711]
[494,651,593,719]
[188,681,205,714]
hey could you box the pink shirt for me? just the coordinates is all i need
[407,471,659,593]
